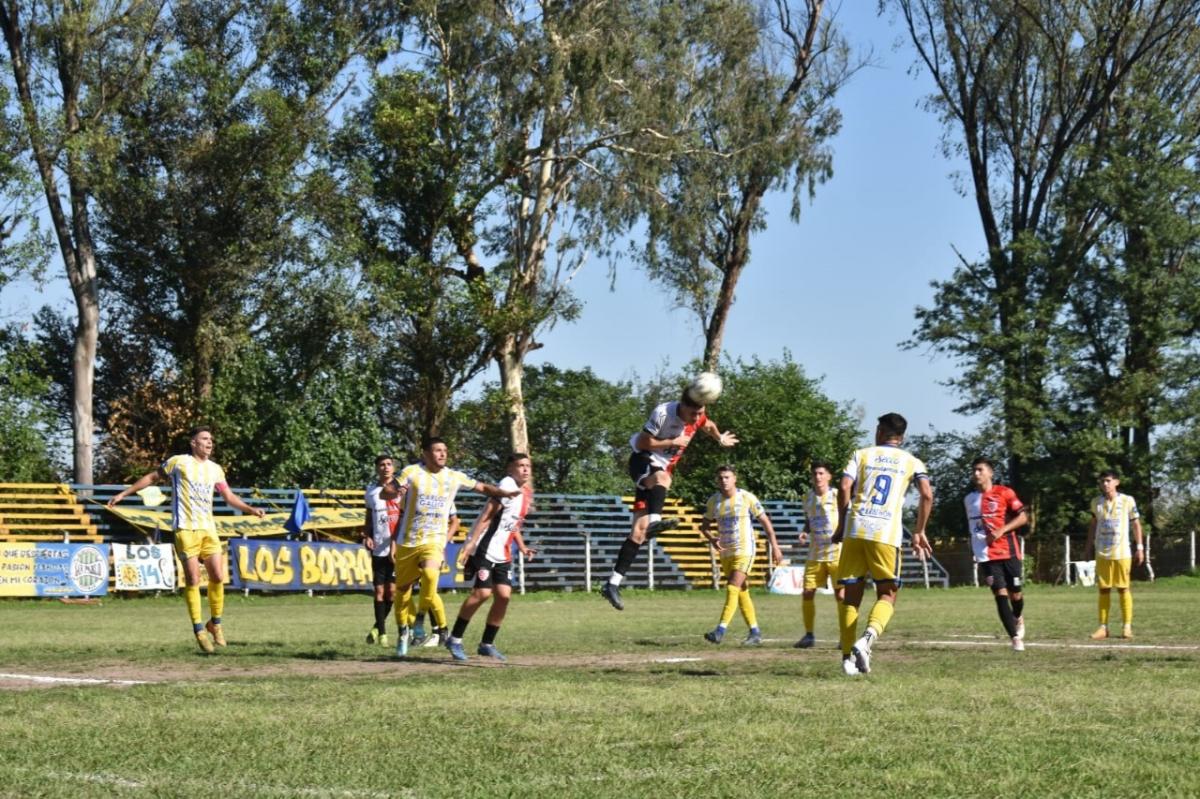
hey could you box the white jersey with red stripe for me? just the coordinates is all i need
[630,401,708,472]
[479,476,533,563]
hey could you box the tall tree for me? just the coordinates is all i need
[395,0,755,453]
[0,0,170,483]
[894,0,1200,521]
[636,0,854,369]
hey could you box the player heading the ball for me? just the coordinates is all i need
[600,375,737,611]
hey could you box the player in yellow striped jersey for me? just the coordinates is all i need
[108,426,265,653]
[833,413,933,676]
[794,461,842,649]
[1083,470,1144,640]
[699,465,782,645]
[391,437,520,658]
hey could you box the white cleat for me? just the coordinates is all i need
[1011,636,1025,652]
[842,657,861,676]
[851,635,873,674]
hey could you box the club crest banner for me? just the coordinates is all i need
[0,542,110,597]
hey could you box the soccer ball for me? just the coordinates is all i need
[687,371,723,405]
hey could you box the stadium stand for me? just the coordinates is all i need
[0,483,100,542]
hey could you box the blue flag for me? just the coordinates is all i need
[284,489,312,538]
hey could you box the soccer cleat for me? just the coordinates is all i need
[645,517,680,538]
[205,620,227,647]
[841,656,861,676]
[395,626,410,658]
[703,627,725,644]
[412,623,426,644]
[1090,626,1109,640]
[1015,616,1025,640]
[743,630,763,646]
[379,634,389,647]
[1121,624,1133,640]
[600,581,624,611]
[446,638,468,661]
[419,632,442,648]
[794,632,816,649]
[366,628,380,644]
[195,631,215,654]
[851,635,872,674]
[477,643,507,662]
[1011,636,1025,652]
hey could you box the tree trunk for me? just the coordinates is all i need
[71,276,98,484]
[496,335,529,455]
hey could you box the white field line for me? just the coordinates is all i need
[40,770,399,799]
[0,672,149,686]
[758,637,1200,652]
[652,657,704,663]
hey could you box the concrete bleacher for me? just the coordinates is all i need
[29,484,950,591]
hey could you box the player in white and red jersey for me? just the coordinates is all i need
[600,388,738,610]
[445,453,537,661]
[964,457,1029,651]
[363,454,404,646]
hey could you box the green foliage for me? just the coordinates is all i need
[667,355,861,506]
[0,325,60,480]
[448,365,646,492]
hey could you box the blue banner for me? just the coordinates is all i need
[0,542,109,597]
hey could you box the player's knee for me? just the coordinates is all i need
[802,590,816,599]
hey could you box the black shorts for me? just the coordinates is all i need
[371,555,395,587]
[628,451,665,508]
[469,560,513,590]
[978,557,1022,592]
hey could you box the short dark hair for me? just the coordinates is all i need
[716,464,736,475]
[877,412,907,439]
[374,454,393,467]
[1099,469,1120,480]
[188,425,212,439]
[421,436,446,451]
[507,452,531,464]
[811,460,832,474]
[680,389,703,409]
[971,457,994,470]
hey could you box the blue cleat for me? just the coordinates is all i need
[446,638,468,661]
[704,627,725,644]
[477,643,507,662]
[395,626,410,658]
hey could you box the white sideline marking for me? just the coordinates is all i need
[653,657,703,663]
[0,672,149,686]
[43,770,396,798]
[911,639,1200,652]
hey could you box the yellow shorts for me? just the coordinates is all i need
[1096,557,1131,590]
[803,560,839,591]
[174,528,222,560]
[837,538,901,585]
[720,553,754,579]
[394,543,445,586]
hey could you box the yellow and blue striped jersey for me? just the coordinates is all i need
[704,489,765,558]
[396,463,477,547]
[804,487,840,563]
[842,445,928,547]
[160,454,227,532]
[1092,493,1140,559]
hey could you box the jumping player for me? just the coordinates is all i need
[699,465,783,645]
[108,426,266,653]
[392,437,519,658]
[364,454,404,646]
[964,458,1029,651]
[600,388,738,610]
[445,453,537,661]
[1084,470,1143,640]
[795,461,842,649]
[833,413,933,676]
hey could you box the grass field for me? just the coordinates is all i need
[2,578,1200,798]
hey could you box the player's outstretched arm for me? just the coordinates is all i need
[220,484,266,519]
[701,418,737,447]
[107,469,164,507]
[475,481,521,499]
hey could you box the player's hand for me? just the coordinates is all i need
[911,532,932,560]
[522,548,537,561]
[831,530,844,545]
[364,538,375,551]
[251,508,265,519]
[771,546,783,566]
[797,532,808,546]
[672,433,693,448]
[1135,549,1144,566]
[456,549,469,566]
[107,493,123,508]
[717,431,738,447]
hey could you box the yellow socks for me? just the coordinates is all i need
[207,580,224,622]
[720,584,740,626]
[1098,591,1110,625]
[802,597,816,634]
[838,602,859,655]
[1119,590,1133,624]
[866,599,895,638]
[184,584,202,627]
[419,566,447,628]
[738,588,758,629]
[395,584,414,628]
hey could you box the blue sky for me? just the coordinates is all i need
[1,4,988,442]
